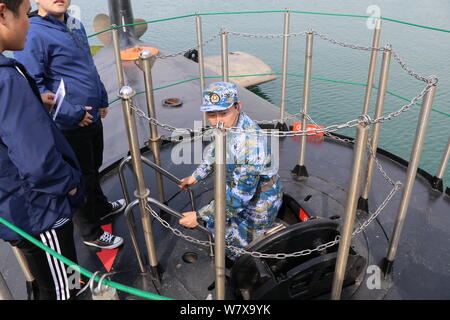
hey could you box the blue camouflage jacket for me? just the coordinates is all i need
[14,12,108,131]
[192,112,283,258]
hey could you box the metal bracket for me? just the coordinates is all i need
[136,50,157,70]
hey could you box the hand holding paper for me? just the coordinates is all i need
[41,92,55,112]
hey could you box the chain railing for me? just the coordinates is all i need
[312,30,384,52]
[104,26,448,118]
[392,51,438,84]
[123,26,439,141]
[146,179,402,260]
[119,27,436,262]
[156,33,220,60]
[159,28,437,87]
[227,30,308,39]
[137,108,405,260]
[130,77,433,138]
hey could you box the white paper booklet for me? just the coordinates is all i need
[52,79,66,121]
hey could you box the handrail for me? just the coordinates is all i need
[141,156,196,212]
[0,217,172,300]
[146,197,212,240]
[87,10,450,39]
[118,155,196,211]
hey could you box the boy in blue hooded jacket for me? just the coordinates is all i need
[0,0,84,299]
[15,0,124,249]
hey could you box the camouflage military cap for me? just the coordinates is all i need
[200,82,239,112]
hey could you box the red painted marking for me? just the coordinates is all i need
[95,224,118,272]
[299,208,311,222]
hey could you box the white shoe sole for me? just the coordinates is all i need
[83,238,124,250]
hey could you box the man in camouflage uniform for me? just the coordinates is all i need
[179,82,283,260]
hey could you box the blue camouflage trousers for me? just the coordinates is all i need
[201,179,283,260]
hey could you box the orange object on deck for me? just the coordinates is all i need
[120,46,159,61]
[292,123,325,136]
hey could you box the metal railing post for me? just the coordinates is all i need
[214,123,227,300]
[11,246,34,283]
[10,246,39,300]
[279,10,291,124]
[331,119,370,300]
[358,45,392,212]
[196,15,208,125]
[118,86,160,281]
[111,25,125,88]
[292,31,314,178]
[138,51,166,205]
[124,199,147,273]
[220,31,229,82]
[362,18,382,115]
[431,136,450,192]
[0,271,13,300]
[384,84,437,274]
[118,157,133,205]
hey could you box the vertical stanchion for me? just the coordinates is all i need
[431,136,450,192]
[138,50,166,204]
[0,271,13,300]
[11,246,34,283]
[220,31,229,82]
[118,157,133,204]
[123,200,147,273]
[292,31,314,178]
[331,119,370,300]
[111,25,125,88]
[11,246,39,300]
[107,0,136,42]
[358,46,392,212]
[362,18,382,115]
[214,122,227,300]
[385,84,437,274]
[279,10,290,126]
[196,15,208,125]
[118,86,160,282]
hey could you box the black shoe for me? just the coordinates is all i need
[100,199,126,221]
[83,231,124,249]
[225,256,235,269]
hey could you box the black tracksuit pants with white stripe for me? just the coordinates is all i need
[10,221,78,300]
